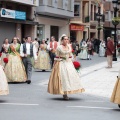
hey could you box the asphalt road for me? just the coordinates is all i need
[0,56,119,120]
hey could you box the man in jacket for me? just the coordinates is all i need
[106,37,114,68]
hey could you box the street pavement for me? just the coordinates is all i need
[0,55,120,120]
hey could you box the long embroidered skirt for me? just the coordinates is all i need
[4,55,27,82]
[111,78,120,104]
[48,60,85,95]
[34,50,51,70]
[0,65,9,95]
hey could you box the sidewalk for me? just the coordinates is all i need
[81,58,120,100]
[38,57,120,101]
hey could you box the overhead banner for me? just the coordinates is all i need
[0,8,26,20]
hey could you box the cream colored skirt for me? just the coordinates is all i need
[4,55,27,82]
[48,60,85,95]
[0,65,9,95]
[111,78,120,104]
[34,50,51,70]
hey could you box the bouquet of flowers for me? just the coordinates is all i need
[72,49,75,55]
[73,61,81,72]
[3,58,8,64]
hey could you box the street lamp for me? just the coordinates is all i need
[86,25,90,39]
[112,0,120,61]
[96,5,103,41]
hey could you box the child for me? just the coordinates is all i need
[0,58,9,95]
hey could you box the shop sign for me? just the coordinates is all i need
[70,24,84,31]
[0,8,26,20]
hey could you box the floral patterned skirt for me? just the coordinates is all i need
[4,55,27,82]
[0,65,9,95]
[111,78,120,104]
[48,60,85,95]
[34,50,51,70]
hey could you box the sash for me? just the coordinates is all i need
[10,45,21,59]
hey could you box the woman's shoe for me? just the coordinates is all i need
[63,95,69,100]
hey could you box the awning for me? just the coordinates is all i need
[0,17,39,25]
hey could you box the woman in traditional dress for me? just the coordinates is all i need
[0,38,10,66]
[79,41,88,60]
[4,37,27,83]
[99,40,105,57]
[0,58,9,95]
[48,35,85,100]
[32,38,39,52]
[111,71,120,108]
[34,40,51,71]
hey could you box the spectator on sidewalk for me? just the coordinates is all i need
[106,37,114,68]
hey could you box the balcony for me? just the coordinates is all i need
[3,0,39,6]
[36,0,74,18]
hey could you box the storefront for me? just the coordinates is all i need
[0,21,16,45]
[70,24,84,43]
[0,7,38,48]
[36,16,69,42]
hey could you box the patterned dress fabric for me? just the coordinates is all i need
[111,71,120,104]
[1,44,10,67]
[79,42,88,59]
[0,65,9,95]
[4,44,27,82]
[99,42,105,57]
[48,45,85,95]
[34,44,51,70]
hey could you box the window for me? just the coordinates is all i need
[74,2,80,16]
[105,11,109,20]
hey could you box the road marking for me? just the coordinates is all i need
[67,106,118,110]
[0,103,39,106]
[83,100,107,103]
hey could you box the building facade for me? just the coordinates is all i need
[36,0,74,41]
[103,0,120,40]
[70,0,104,43]
[0,0,39,47]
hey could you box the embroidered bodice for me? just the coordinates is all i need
[8,44,20,55]
[40,44,47,51]
[55,45,72,60]
[2,44,10,53]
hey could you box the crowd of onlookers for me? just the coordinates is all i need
[70,38,106,60]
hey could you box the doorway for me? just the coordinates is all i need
[70,31,76,42]
[50,26,59,41]
[90,32,96,39]
[83,31,87,40]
